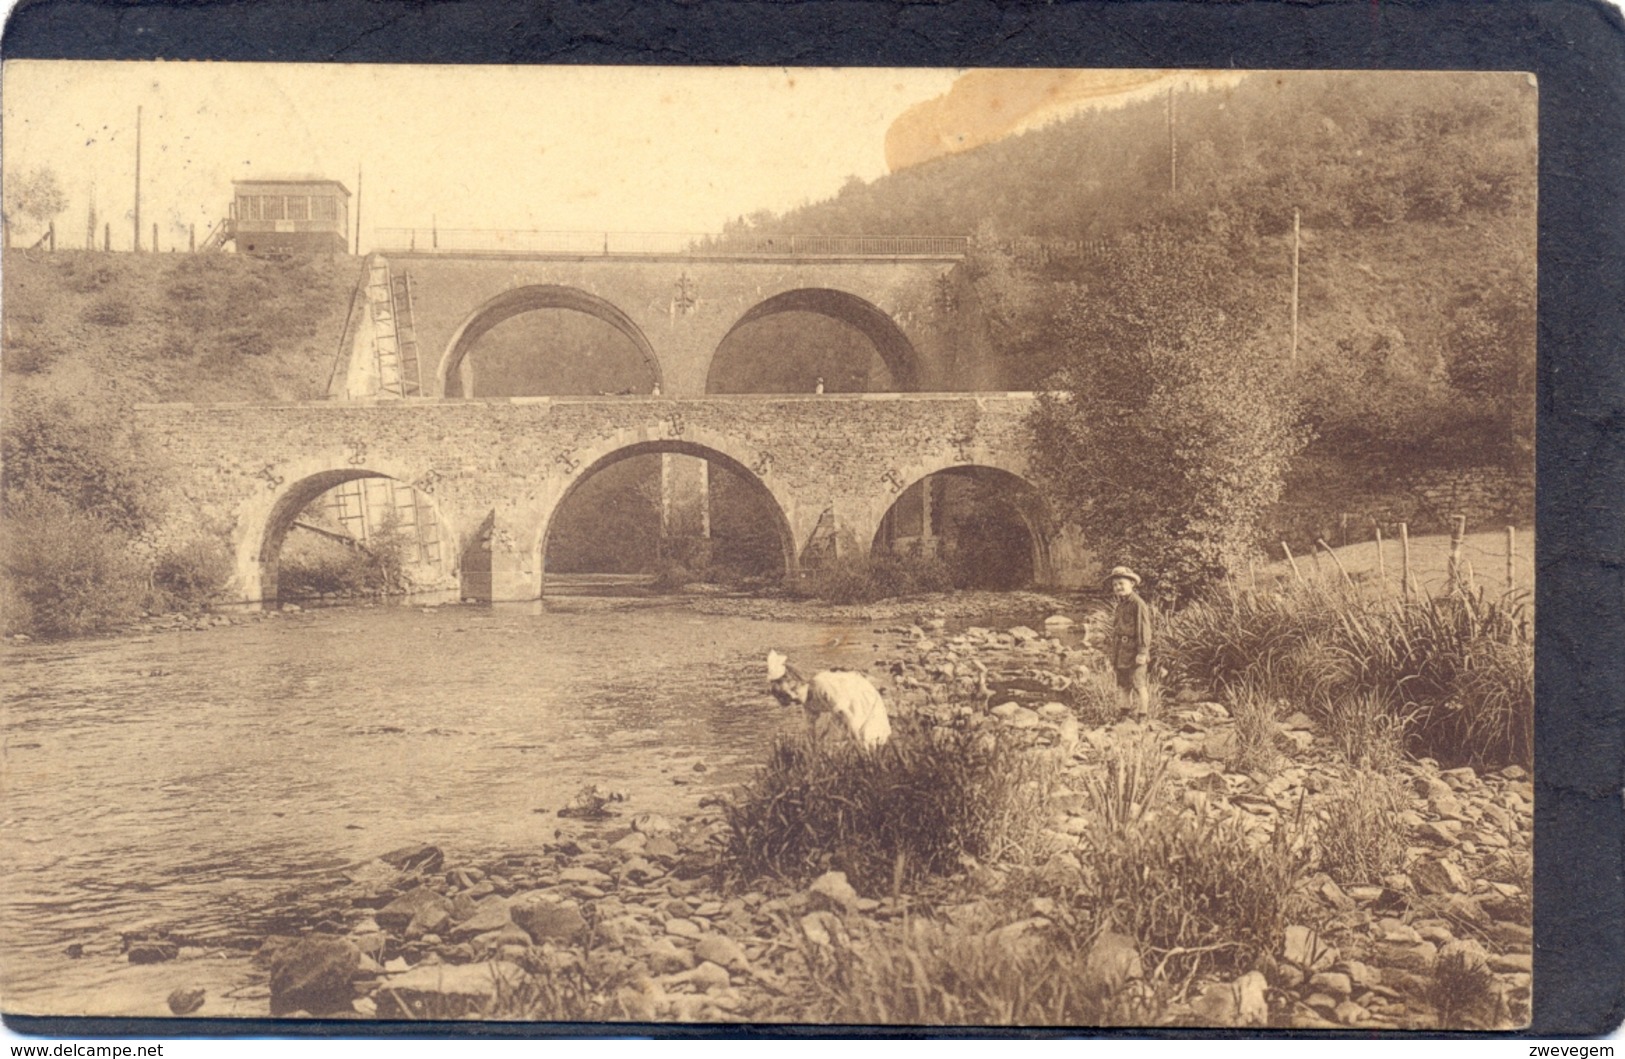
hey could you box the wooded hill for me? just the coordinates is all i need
[726,71,1537,480]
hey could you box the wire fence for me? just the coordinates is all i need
[1256,517,1533,598]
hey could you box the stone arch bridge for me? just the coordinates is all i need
[135,393,1086,605]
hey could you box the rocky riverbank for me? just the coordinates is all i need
[84,609,1530,1028]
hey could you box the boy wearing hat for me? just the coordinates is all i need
[1107,566,1152,716]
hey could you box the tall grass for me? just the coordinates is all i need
[1075,739,1309,978]
[794,914,1165,1026]
[1317,767,1410,885]
[719,717,1057,893]
[1162,581,1532,768]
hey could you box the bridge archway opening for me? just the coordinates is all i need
[872,466,1050,589]
[542,442,793,594]
[707,288,920,393]
[441,286,662,397]
[257,469,453,605]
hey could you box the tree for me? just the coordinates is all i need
[3,167,68,247]
[1027,231,1306,600]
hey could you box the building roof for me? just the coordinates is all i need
[233,176,352,197]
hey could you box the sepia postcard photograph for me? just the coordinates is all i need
[0,60,1538,1032]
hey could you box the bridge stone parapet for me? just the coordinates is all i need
[134,393,1060,604]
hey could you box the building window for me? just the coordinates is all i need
[262,196,285,221]
[311,196,337,221]
[285,196,309,221]
[238,196,258,221]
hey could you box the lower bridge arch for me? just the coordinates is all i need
[245,465,458,605]
[869,463,1057,588]
[535,434,800,594]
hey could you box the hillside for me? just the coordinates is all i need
[2,249,360,411]
[728,70,1536,470]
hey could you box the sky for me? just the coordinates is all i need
[0,62,1249,254]
[1,62,973,252]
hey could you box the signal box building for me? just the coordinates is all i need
[229,177,350,255]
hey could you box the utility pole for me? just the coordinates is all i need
[1290,208,1301,363]
[133,106,142,251]
[1166,85,1177,194]
[354,164,362,256]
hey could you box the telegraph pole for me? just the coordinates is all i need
[133,106,142,251]
[1167,85,1177,193]
[1290,208,1301,362]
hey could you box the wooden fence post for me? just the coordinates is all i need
[1447,514,1467,593]
[1399,522,1412,600]
[1281,541,1302,581]
[1375,523,1387,592]
[1506,525,1516,592]
[1316,538,1355,587]
[103,222,110,251]
[47,221,55,251]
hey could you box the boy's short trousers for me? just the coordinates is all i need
[1114,664,1148,692]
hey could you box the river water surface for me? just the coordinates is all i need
[0,599,893,1015]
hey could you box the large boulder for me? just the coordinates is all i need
[269,937,360,1016]
[378,844,445,875]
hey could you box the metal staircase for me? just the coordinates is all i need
[200,218,233,252]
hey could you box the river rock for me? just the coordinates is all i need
[664,918,702,939]
[631,813,674,835]
[1309,972,1353,997]
[373,960,525,1020]
[688,961,732,992]
[166,987,206,1015]
[1283,925,1336,972]
[643,836,680,860]
[1008,626,1040,643]
[1411,857,1469,895]
[377,886,453,933]
[1081,931,1142,997]
[406,905,451,939]
[1235,971,1269,1026]
[558,866,612,887]
[1189,982,1239,1025]
[126,941,179,965]
[378,844,444,875]
[512,899,588,944]
[1043,614,1075,628]
[645,938,696,975]
[1334,1000,1371,1025]
[269,937,360,1016]
[806,871,860,914]
[611,832,648,854]
[448,897,512,941]
[695,934,749,970]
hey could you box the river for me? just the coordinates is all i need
[0,598,912,1016]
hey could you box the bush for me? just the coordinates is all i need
[785,550,957,605]
[720,717,1056,894]
[1,395,155,533]
[0,490,146,636]
[149,534,233,611]
[278,517,408,600]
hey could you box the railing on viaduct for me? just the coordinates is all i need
[372,229,970,259]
